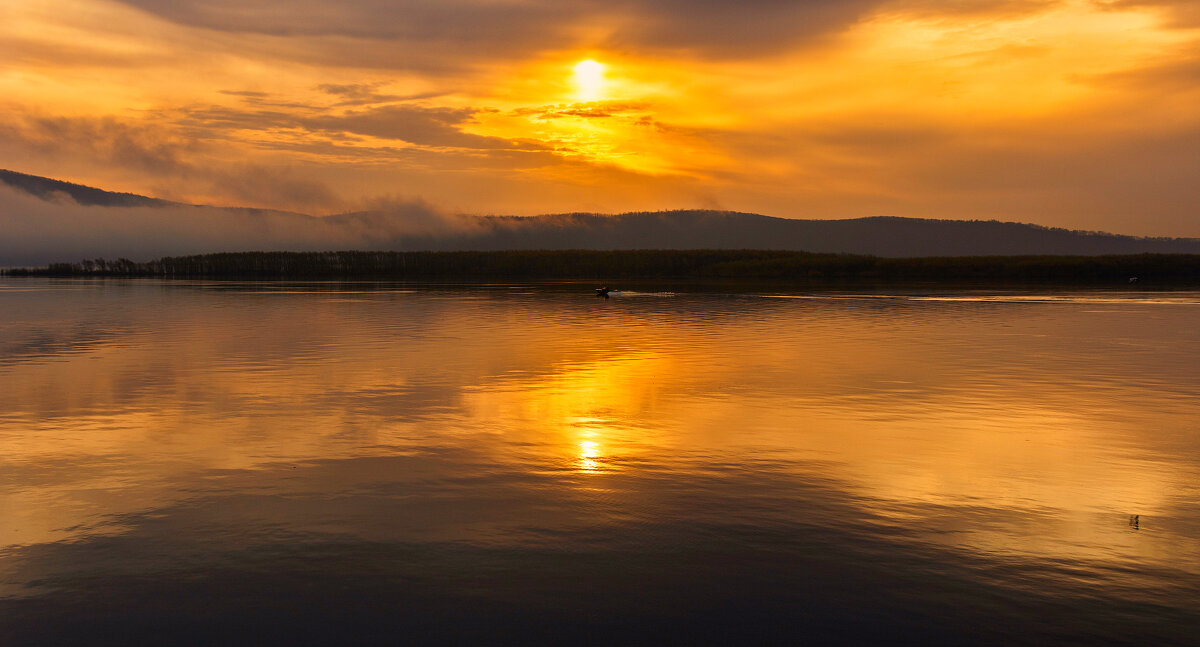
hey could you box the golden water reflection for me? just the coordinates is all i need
[2,282,1199,592]
[578,440,601,472]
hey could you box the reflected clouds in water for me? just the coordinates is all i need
[1,281,1199,644]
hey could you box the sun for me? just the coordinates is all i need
[573,59,606,101]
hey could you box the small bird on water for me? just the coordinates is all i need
[595,286,611,298]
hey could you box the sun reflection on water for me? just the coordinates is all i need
[4,283,1200,612]
[461,351,676,477]
[578,440,602,473]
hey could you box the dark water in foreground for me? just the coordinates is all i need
[1,279,1199,645]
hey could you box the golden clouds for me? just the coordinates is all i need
[1,0,1198,233]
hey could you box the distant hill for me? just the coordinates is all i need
[352,211,1200,257]
[5,169,1200,257]
[0,169,178,207]
[0,169,302,217]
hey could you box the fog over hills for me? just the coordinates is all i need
[0,169,178,208]
[3,169,1199,265]
[432,212,1200,256]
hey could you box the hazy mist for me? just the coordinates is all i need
[0,185,480,266]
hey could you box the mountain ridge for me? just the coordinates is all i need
[4,169,1200,258]
[0,169,179,208]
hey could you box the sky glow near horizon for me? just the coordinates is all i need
[2,0,1199,235]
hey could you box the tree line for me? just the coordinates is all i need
[3,250,1197,285]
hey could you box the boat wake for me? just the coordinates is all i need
[608,290,677,297]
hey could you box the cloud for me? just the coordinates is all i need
[726,117,1200,236]
[885,0,1062,18]
[596,0,883,56]
[516,102,652,121]
[0,104,583,214]
[6,0,1198,234]
[1096,0,1200,27]
[300,105,520,149]
[0,113,345,211]
[0,115,195,174]
[1088,56,1200,94]
[207,166,342,210]
[112,0,571,40]
[316,83,444,107]
[107,0,1056,62]
[109,0,583,69]
[903,128,1200,231]
[174,101,535,150]
[219,90,270,99]
[0,184,481,266]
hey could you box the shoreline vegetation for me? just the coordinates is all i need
[2,250,1198,285]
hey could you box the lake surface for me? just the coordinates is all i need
[2,279,1199,645]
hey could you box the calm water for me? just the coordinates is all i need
[2,279,1199,645]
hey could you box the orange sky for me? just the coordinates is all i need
[2,0,1199,235]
